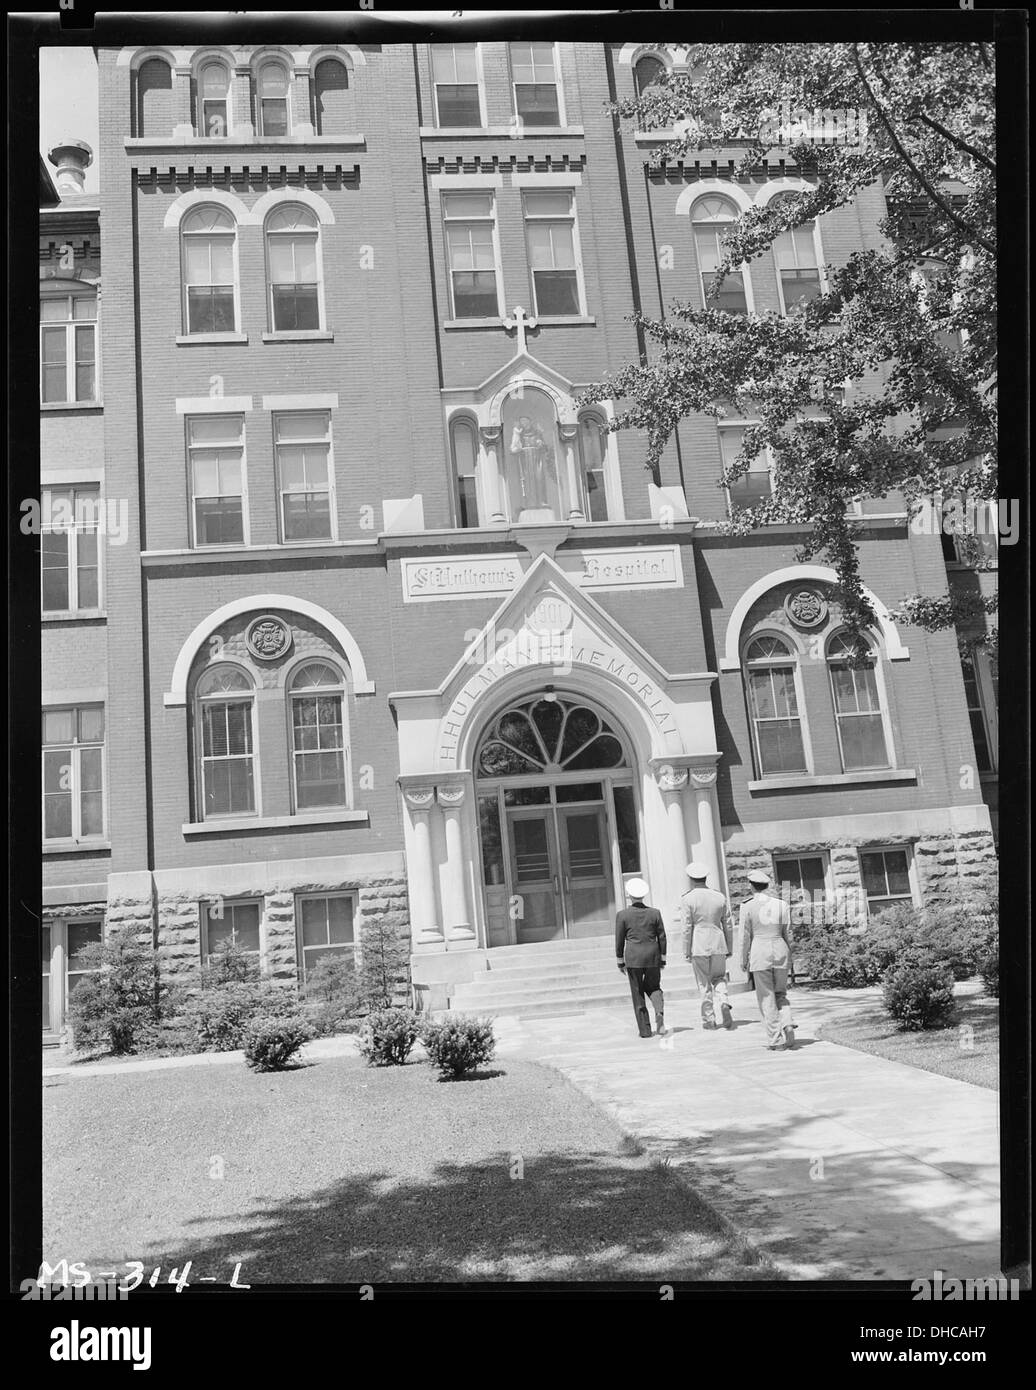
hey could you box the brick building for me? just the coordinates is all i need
[41,40,997,1029]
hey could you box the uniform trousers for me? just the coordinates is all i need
[626,967,664,1037]
[753,966,793,1046]
[691,953,729,1025]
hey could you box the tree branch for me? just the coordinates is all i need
[851,45,995,255]
[916,111,995,174]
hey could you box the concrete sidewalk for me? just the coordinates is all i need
[493,992,1000,1281]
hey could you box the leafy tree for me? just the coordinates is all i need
[589,42,996,650]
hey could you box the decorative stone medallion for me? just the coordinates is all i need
[784,589,829,630]
[246,614,293,661]
[526,593,574,636]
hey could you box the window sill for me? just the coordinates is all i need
[261,330,334,343]
[420,125,584,138]
[126,135,366,151]
[442,315,595,330]
[175,333,248,346]
[747,769,917,792]
[40,401,103,412]
[44,841,112,855]
[42,610,107,622]
[443,317,506,329]
[182,810,369,836]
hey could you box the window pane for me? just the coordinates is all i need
[190,415,241,445]
[43,709,74,744]
[41,299,69,322]
[276,412,327,442]
[860,852,889,897]
[757,720,807,775]
[283,493,332,540]
[444,192,493,219]
[200,63,229,97]
[436,85,481,126]
[187,287,235,333]
[326,896,355,945]
[533,269,579,315]
[613,784,641,873]
[452,271,498,317]
[524,191,572,218]
[230,904,261,952]
[272,285,320,331]
[68,920,103,965]
[839,714,889,770]
[72,297,96,321]
[515,84,560,126]
[42,533,70,610]
[78,707,105,742]
[196,498,244,545]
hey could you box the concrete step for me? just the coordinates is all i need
[477,957,695,984]
[457,962,698,999]
[450,983,704,1019]
[451,974,700,1013]
[483,937,620,963]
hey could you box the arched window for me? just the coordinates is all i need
[312,57,350,135]
[826,631,891,771]
[770,191,822,313]
[577,411,610,522]
[196,665,257,819]
[197,61,230,138]
[265,204,321,331]
[744,635,808,777]
[634,54,666,97]
[450,416,480,528]
[40,285,98,404]
[476,698,629,779]
[257,60,290,137]
[136,57,173,137]
[181,205,237,334]
[691,193,749,315]
[502,387,562,523]
[288,661,348,811]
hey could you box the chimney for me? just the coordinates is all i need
[47,138,93,195]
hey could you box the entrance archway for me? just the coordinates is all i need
[473,692,643,945]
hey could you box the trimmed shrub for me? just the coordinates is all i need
[422,1016,496,1080]
[979,947,999,998]
[180,975,298,1053]
[243,1015,311,1072]
[357,1007,421,1067]
[882,959,957,1031]
[301,954,363,1037]
[67,935,166,1055]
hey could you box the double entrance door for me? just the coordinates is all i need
[507,789,615,943]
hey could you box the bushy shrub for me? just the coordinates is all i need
[882,959,957,1031]
[243,1015,311,1072]
[979,947,999,998]
[67,935,165,1055]
[182,982,267,1052]
[422,1015,496,1080]
[301,954,363,1037]
[357,1007,421,1066]
[202,939,260,986]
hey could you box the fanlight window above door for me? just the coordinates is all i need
[476,697,628,778]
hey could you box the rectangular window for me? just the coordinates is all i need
[747,665,807,775]
[612,784,641,874]
[774,854,828,898]
[719,426,773,514]
[201,698,256,817]
[774,224,822,313]
[42,925,52,1031]
[431,44,482,127]
[188,415,246,547]
[42,706,106,842]
[275,412,334,542]
[40,296,98,404]
[523,190,582,316]
[859,847,915,919]
[443,191,501,319]
[268,235,319,331]
[829,661,890,770]
[184,235,236,334]
[41,486,101,613]
[296,894,356,979]
[511,41,561,126]
[66,919,104,1000]
[961,646,996,773]
[202,900,262,960]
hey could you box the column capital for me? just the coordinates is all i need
[479,424,503,445]
[649,753,721,789]
[436,782,468,808]
[557,422,579,443]
[402,786,436,813]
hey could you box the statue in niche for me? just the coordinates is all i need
[509,414,554,511]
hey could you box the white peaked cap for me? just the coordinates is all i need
[625,878,650,899]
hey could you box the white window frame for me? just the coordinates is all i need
[691,194,754,316]
[576,409,614,523]
[42,705,107,845]
[449,414,481,529]
[287,659,351,813]
[195,664,261,821]
[43,917,105,1036]
[509,39,566,128]
[196,58,231,138]
[187,414,249,549]
[39,289,99,405]
[826,630,895,774]
[256,58,292,138]
[441,189,504,321]
[961,642,998,773]
[522,187,587,318]
[180,205,240,336]
[274,411,337,543]
[430,42,486,129]
[41,485,103,615]
[858,845,919,920]
[201,898,264,963]
[719,421,775,516]
[772,851,833,902]
[264,204,325,333]
[742,632,813,779]
[295,891,359,981]
[768,195,826,317]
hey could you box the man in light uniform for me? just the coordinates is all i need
[739,868,796,1050]
[682,862,733,1031]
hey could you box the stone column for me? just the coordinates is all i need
[291,65,315,137]
[402,786,443,947]
[689,766,723,893]
[654,763,690,872]
[233,65,254,137]
[437,782,475,943]
[172,66,194,139]
[478,426,507,525]
[558,422,585,522]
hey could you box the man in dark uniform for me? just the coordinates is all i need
[615,878,667,1038]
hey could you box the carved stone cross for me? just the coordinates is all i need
[504,304,538,354]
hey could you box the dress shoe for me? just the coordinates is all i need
[702,1020,719,1031]
[784,1024,796,1050]
[720,1004,734,1030]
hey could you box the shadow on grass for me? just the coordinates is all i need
[430,1068,508,1083]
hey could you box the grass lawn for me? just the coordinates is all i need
[44,1054,777,1284]
[815,986,998,1089]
